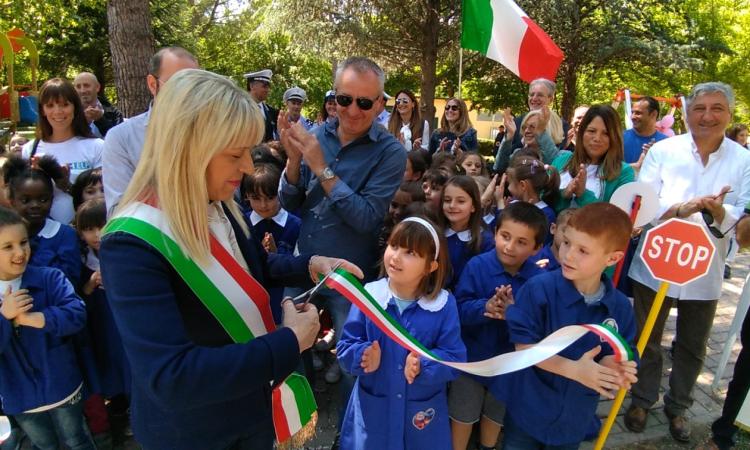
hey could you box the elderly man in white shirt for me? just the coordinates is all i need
[624,82,750,443]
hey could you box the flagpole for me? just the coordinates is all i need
[458,47,463,99]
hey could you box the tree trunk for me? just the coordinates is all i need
[107,0,154,117]
[420,0,440,128]
[559,61,577,122]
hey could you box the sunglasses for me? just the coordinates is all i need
[395,98,411,105]
[445,104,460,112]
[335,94,379,111]
[702,208,738,239]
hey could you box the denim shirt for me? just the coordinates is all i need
[279,119,406,278]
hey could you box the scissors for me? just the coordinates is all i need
[290,261,343,307]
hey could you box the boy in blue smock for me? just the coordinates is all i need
[0,206,95,449]
[241,163,301,323]
[500,202,638,449]
[450,202,548,450]
[529,208,575,272]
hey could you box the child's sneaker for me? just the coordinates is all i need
[324,360,341,384]
[312,352,324,371]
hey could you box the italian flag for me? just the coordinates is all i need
[461,0,564,83]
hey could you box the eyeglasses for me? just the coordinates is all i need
[335,94,379,111]
[702,209,739,239]
[445,104,460,112]
[395,98,411,105]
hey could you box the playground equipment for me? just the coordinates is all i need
[0,28,39,131]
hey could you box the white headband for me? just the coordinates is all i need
[401,217,440,260]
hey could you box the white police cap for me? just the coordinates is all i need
[243,69,272,83]
[283,87,307,102]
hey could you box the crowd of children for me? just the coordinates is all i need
[19,79,750,450]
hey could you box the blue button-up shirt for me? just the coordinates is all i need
[279,118,406,278]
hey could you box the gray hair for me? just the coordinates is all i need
[334,57,385,95]
[148,47,198,77]
[688,82,735,112]
[529,78,556,97]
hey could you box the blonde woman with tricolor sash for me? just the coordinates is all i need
[99,69,362,450]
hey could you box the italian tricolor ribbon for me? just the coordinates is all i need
[325,269,634,376]
[103,202,316,447]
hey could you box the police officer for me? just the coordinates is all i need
[282,87,314,131]
[244,69,278,142]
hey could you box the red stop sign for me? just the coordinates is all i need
[640,218,716,286]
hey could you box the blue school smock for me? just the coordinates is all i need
[529,244,560,272]
[454,250,543,383]
[29,218,82,287]
[498,269,637,446]
[535,200,556,246]
[337,278,466,450]
[245,208,302,323]
[445,228,494,290]
[80,250,131,398]
[100,203,314,450]
[0,266,87,414]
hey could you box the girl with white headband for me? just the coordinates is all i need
[337,216,467,450]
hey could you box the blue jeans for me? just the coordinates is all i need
[13,392,96,450]
[502,415,579,450]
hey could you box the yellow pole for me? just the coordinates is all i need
[594,281,670,450]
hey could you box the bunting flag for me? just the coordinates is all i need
[325,268,634,377]
[461,0,564,83]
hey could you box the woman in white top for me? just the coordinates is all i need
[23,78,104,223]
[387,89,429,152]
[551,104,634,211]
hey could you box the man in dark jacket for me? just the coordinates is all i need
[73,72,123,138]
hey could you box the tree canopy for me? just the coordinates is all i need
[2,0,748,123]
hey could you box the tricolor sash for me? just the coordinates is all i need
[325,269,634,376]
[103,202,316,447]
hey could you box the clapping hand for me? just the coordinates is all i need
[404,351,421,384]
[0,286,32,320]
[361,340,382,373]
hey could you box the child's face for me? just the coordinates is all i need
[83,181,104,203]
[423,181,443,209]
[551,220,568,250]
[9,136,28,155]
[81,227,102,252]
[383,243,435,292]
[248,193,280,219]
[12,179,52,229]
[404,159,420,182]
[0,223,30,280]
[442,184,475,231]
[461,155,483,177]
[388,190,411,224]
[559,227,622,283]
[506,173,523,200]
[495,219,541,273]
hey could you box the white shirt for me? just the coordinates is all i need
[628,133,750,300]
[22,137,104,224]
[103,108,150,216]
[559,164,602,200]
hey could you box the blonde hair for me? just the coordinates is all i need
[118,69,264,262]
[547,110,564,145]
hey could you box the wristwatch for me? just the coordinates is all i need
[319,166,336,182]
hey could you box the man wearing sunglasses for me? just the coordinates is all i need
[244,69,278,142]
[278,57,406,419]
[625,82,750,443]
